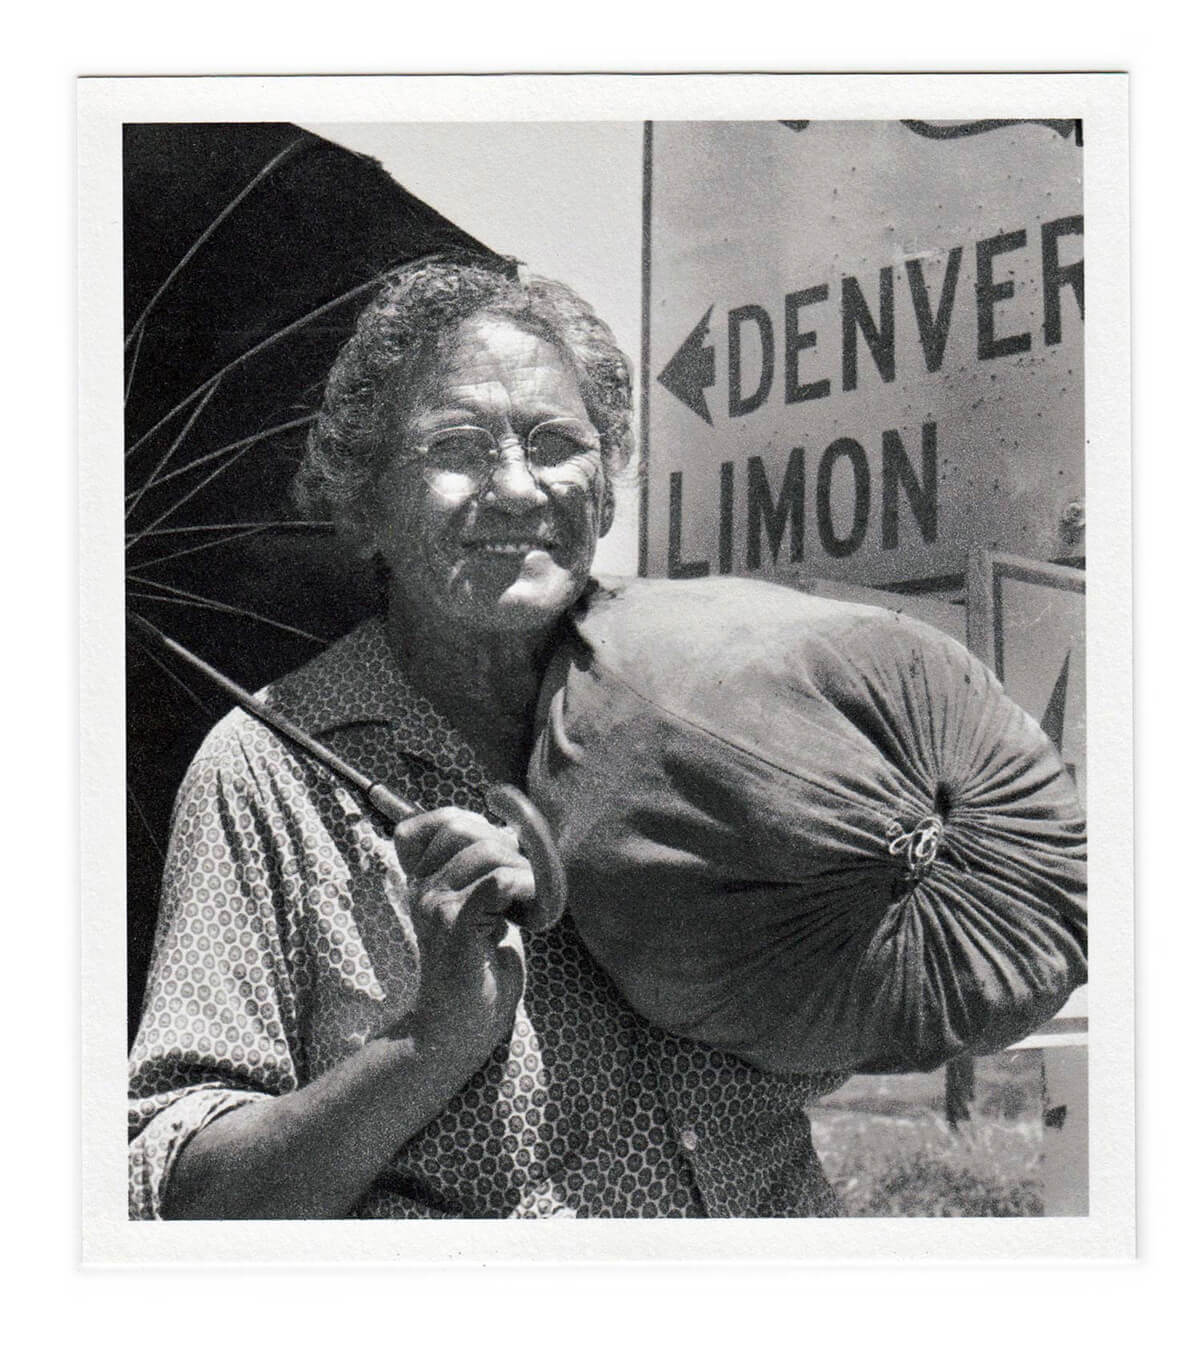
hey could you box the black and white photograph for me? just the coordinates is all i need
[78,73,1132,1263]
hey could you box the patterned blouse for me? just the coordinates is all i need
[128,616,848,1219]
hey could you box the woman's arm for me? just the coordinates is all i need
[164,806,532,1219]
[165,1021,477,1218]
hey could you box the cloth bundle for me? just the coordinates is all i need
[528,577,1087,1075]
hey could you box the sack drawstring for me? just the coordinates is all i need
[886,814,945,885]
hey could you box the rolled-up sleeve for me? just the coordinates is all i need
[129,732,302,1219]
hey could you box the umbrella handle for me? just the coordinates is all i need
[369,780,567,933]
[485,784,569,933]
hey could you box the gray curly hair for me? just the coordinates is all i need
[294,253,634,528]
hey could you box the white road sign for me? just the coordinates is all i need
[642,120,1085,587]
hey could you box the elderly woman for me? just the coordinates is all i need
[128,255,847,1220]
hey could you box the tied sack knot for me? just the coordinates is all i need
[886,813,945,890]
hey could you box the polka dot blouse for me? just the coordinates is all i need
[128,617,848,1219]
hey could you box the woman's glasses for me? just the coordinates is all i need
[403,418,602,484]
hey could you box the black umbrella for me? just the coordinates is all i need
[124,122,499,1034]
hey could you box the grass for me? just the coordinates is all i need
[808,1051,1045,1217]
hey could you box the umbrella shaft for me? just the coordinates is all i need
[128,612,419,823]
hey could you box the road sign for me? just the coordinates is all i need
[642,120,1084,587]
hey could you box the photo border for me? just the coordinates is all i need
[79,71,1132,1264]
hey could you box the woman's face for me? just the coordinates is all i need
[364,313,612,637]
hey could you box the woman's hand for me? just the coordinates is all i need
[390,807,534,1078]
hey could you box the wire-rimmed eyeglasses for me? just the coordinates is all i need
[400,418,602,485]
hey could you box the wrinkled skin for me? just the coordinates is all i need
[362,313,612,639]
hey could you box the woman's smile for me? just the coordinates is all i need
[460,532,558,556]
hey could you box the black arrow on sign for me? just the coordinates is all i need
[658,306,716,425]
